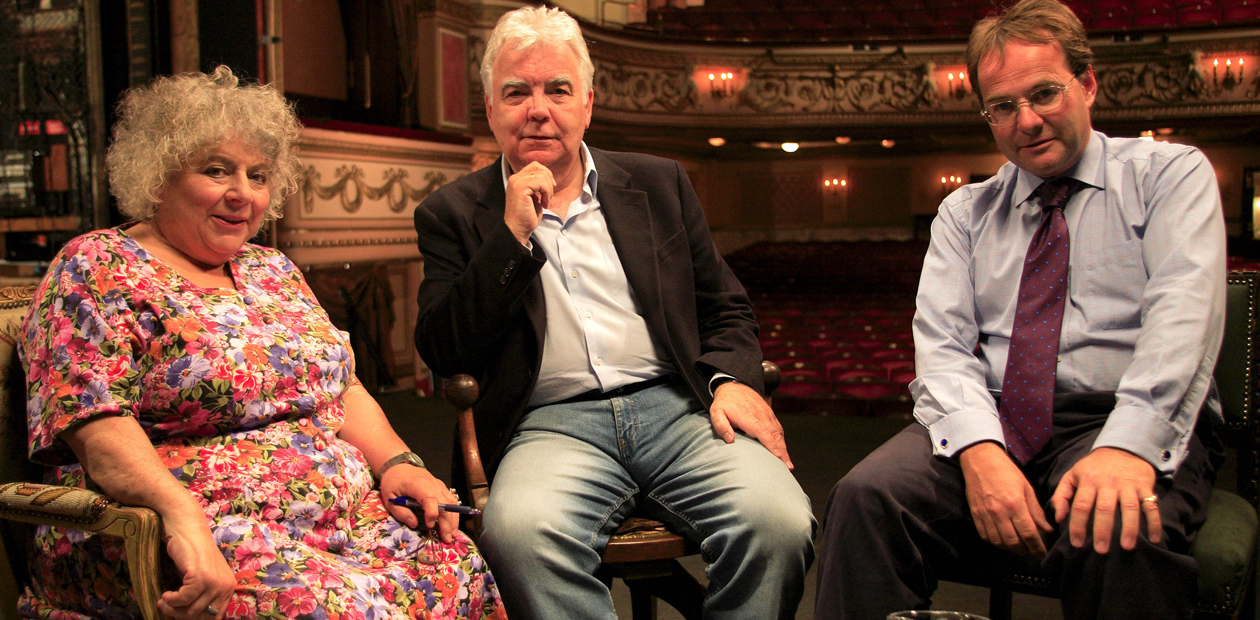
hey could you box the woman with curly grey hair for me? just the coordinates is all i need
[19,66,506,620]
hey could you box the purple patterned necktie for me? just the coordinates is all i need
[999,178,1077,465]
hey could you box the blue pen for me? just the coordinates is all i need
[388,496,482,516]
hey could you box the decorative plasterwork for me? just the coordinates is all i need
[289,128,472,221]
[278,235,419,250]
[467,27,1260,127]
[300,166,449,215]
[594,60,700,113]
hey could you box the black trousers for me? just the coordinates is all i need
[814,393,1222,620]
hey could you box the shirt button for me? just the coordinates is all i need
[940,438,949,448]
[585,311,592,318]
[499,275,508,284]
[571,270,578,278]
[1161,450,1172,461]
[243,295,255,305]
[561,229,567,236]
[508,260,516,268]
[596,358,603,366]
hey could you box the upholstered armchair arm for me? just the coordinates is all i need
[0,482,168,620]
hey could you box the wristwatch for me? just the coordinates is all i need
[377,451,426,478]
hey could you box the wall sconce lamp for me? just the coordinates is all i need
[946,71,970,99]
[709,71,734,98]
[940,174,964,194]
[1212,57,1247,91]
[824,178,848,191]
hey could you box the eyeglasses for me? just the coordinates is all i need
[980,80,1076,126]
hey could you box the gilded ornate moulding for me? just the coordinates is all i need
[467,27,1260,127]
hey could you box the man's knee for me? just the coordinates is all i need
[480,498,566,563]
[720,488,816,561]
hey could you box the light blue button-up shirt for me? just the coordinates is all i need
[911,131,1226,474]
[502,144,674,406]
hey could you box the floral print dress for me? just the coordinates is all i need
[19,228,506,620]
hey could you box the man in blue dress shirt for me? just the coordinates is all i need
[815,0,1226,618]
[413,6,814,619]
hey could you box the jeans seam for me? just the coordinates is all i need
[643,491,710,554]
[589,488,639,550]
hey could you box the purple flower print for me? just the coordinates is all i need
[166,356,212,389]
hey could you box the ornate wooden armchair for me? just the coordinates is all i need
[444,361,782,620]
[0,286,169,620]
[945,271,1260,620]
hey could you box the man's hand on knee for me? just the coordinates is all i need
[959,442,1053,558]
[1051,447,1160,554]
[709,381,793,470]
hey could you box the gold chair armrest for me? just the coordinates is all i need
[0,482,168,620]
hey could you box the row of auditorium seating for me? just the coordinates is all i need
[634,0,1260,42]
[758,305,918,409]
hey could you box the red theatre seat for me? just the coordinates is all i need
[1177,4,1222,23]
[834,377,904,401]
[776,375,832,398]
[1091,10,1133,29]
[1223,0,1260,20]
[1133,7,1176,26]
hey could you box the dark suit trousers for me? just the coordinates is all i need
[814,393,1221,620]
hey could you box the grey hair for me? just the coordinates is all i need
[105,65,303,222]
[479,6,594,98]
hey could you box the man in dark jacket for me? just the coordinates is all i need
[412,6,815,620]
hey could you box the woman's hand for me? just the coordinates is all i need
[157,511,236,619]
[379,465,461,542]
[336,384,462,542]
[61,415,238,618]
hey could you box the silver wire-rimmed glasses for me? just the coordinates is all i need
[980,79,1078,126]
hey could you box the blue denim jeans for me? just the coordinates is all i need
[479,382,816,620]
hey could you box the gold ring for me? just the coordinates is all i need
[1141,495,1158,503]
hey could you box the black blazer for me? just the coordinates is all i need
[413,148,762,478]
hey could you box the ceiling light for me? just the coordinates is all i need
[781,142,799,153]
[1156,127,1174,135]
[708,137,726,147]
[881,139,895,148]
[834,136,851,144]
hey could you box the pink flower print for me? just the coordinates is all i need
[277,587,318,616]
[231,368,260,396]
[199,444,242,474]
[78,238,111,263]
[271,447,313,478]
[232,535,276,572]
[301,555,343,588]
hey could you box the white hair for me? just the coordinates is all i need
[105,66,302,222]
[479,6,594,97]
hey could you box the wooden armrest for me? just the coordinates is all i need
[762,360,781,397]
[445,375,490,536]
[0,482,168,620]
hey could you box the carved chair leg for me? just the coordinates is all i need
[629,582,657,620]
[988,586,1013,620]
[626,560,704,620]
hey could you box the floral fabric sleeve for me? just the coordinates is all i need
[21,233,146,465]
